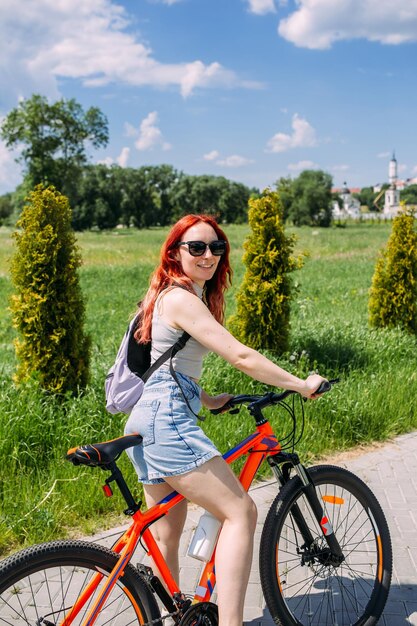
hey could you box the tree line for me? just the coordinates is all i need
[0,93,350,229]
[0,94,257,228]
[69,165,254,229]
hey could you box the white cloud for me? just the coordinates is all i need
[0,0,257,104]
[247,0,276,15]
[97,146,130,167]
[134,112,172,152]
[377,151,391,158]
[278,0,417,49]
[288,160,318,171]
[398,163,407,173]
[216,155,254,167]
[412,165,417,175]
[266,114,318,153]
[117,147,130,167]
[202,150,253,168]
[203,150,220,161]
[97,156,114,166]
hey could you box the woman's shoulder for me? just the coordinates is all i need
[162,285,198,301]
[156,286,205,330]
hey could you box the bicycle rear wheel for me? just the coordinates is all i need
[0,539,161,625]
[260,465,392,626]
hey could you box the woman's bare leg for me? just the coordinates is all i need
[165,456,257,626]
[143,482,188,585]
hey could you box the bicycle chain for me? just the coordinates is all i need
[142,609,180,626]
[143,603,219,626]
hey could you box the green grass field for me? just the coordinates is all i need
[1,221,416,556]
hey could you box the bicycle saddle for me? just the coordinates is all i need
[66,433,143,467]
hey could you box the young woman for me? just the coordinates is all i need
[124,214,327,626]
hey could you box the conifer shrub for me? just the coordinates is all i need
[10,185,91,393]
[228,189,302,353]
[369,207,417,334]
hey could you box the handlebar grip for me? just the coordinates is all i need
[315,378,340,395]
[315,380,331,394]
[210,401,234,416]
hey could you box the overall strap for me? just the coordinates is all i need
[144,285,204,419]
[169,357,204,421]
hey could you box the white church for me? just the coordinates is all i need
[333,153,406,219]
[332,182,361,219]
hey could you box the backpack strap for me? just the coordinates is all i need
[141,331,190,383]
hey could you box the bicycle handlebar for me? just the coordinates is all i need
[210,378,340,415]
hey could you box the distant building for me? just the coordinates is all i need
[383,153,400,216]
[332,182,361,219]
[331,154,416,220]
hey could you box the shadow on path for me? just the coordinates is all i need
[243,582,416,626]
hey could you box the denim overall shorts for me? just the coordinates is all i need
[124,366,221,484]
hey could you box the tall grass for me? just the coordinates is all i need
[1,222,416,555]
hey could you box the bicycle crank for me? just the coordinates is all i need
[179,601,218,626]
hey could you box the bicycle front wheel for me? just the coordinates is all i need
[0,539,161,625]
[260,465,392,626]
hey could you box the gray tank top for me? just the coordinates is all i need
[150,285,209,379]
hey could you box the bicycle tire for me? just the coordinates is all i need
[0,539,161,625]
[259,465,392,626]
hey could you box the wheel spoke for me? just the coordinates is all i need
[260,466,392,626]
[0,541,157,626]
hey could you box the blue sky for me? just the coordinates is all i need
[1,0,417,196]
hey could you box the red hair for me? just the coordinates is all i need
[136,214,233,343]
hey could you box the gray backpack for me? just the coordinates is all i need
[105,313,190,415]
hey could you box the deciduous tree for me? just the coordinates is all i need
[276,170,333,226]
[1,94,108,206]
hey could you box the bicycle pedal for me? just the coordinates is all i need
[137,563,154,582]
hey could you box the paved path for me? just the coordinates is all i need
[93,431,417,625]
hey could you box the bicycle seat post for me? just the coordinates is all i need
[104,461,142,515]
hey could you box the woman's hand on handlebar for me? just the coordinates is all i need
[301,374,329,399]
[209,378,339,414]
[201,390,235,411]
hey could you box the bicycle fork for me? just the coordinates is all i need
[268,453,344,566]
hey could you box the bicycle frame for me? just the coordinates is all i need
[62,415,341,625]
[61,419,280,625]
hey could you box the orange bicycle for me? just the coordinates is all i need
[0,380,392,626]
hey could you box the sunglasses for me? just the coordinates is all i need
[176,240,227,257]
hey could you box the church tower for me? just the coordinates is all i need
[384,151,400,215]
[389,152,397,185]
